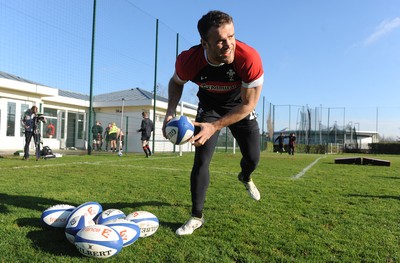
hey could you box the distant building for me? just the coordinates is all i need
[0,71,196,153]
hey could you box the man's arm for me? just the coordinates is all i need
[192,84,262,146]
[162,76,185,137]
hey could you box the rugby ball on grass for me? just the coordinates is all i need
[125,211,159,237]
[65,215,95,244]
[66,201,102,225]
[41,204,75,228]
[103,218,140,247]
[75,225,123,259]
[96,209,126,224]
[165,115,194,145]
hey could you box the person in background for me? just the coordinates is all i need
[108,122,119,152]
[21,106,46,161]
[162,10,264,235]
[137,112,153,158]
[288,132,296,155]
[46,122,55,138]
[104,123,111,152]
[117,129,125,152]
[274,132,285,154]
[91,121,103,151]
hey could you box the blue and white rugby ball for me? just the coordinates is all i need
[75,224,123,259]
[165,115,194,145]
[96,209,126,225]
[125,211,159,237]
[41,204,75,228]
[103,218,140,247]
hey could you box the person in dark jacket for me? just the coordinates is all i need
[21,106,46,160]
[91,121,103,151]
[274,132,285,154]
[288,133,296,155]
[137,112,154,157]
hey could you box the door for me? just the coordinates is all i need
[66,112,76,148]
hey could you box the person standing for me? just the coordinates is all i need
[137,112,153,158]
[108,122,119,152]
[274,132,285,154]
[117,129,125,152]
[46,122,55,138]
[21,106,46,160]
[162,10,264,235]
[288,133,296,155]
[91,121,103,151]
[104,123,111,152]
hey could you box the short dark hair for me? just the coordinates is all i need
[197,10,233,41]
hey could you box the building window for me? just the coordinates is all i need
[6,102,16,137]
[61,112,65,139]
[44,108,58,138]
[20,104,29,137]
[78,113,84,139]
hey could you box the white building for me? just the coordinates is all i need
[0,71,197,153]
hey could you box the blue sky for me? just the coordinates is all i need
[1,0,399,137]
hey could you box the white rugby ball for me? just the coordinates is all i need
[165,115,194,145]
[65,215,95,244]
[66,201,102,225]
[103,218,140,247]
[96,209,126,225]
[41,204,75,228]
[75,225,123,259]
[125,211,159,237]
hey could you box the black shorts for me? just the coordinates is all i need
[109,133,117,140]
[141,135,150,141]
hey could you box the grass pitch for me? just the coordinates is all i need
[0,152,399,262]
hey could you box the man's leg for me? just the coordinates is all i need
[190,130,219,217]
[175,109,220,235]
[34,133,41,160]
[23,133,33,159]
[230,119,261,200]
[142,140,149,157]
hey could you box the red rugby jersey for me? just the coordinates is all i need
[175,40,264,111]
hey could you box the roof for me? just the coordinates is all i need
[0,71,192,107]
[58,89,90,101]
[0,70,45,86]
[93,87,168,103]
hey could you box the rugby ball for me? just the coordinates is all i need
[75,225,123,259]
[165,115,194,145]
[96,209,126,225]
[65,215,95,244]
[103,218,140,247]
[125,211,159,237]
[41,204,75,228]
[66,201,102,225]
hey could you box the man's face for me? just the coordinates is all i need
[202,22,236,65]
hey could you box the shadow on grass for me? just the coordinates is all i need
[0,193,67,214]
[24,223,81,257]
[347,193,400,201]
[371,175,400,180]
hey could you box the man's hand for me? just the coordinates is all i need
[190,122,218,147]
[162,115,174,138]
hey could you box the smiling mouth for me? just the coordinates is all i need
[221,49,232,57]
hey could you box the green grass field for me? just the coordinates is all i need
[0,152,399,262]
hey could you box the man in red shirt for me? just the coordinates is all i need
[162,10,264,235]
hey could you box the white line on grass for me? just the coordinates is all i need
[0,156,181,170]
[292,156,326,179]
